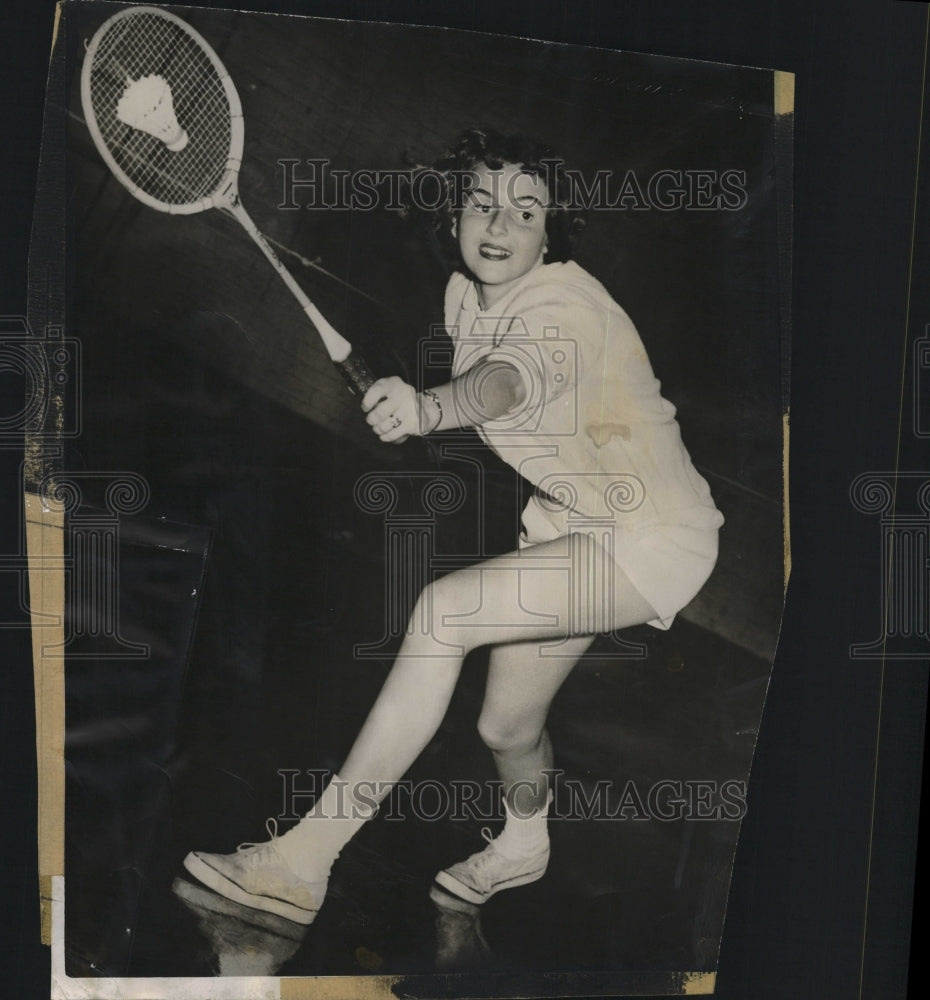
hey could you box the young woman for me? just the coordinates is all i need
[183,128,723,924]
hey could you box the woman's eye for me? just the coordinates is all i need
[520,210,534,221]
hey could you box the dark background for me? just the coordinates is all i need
[2,0,926,998]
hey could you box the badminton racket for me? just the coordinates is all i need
[80,4,377,395]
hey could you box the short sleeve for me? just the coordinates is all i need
[492,312,579,395]
[482,298,601,424]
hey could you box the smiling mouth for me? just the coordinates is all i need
[478,243,512,261]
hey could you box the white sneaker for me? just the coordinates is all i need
[183,819,327,925]
[433,827,549,905]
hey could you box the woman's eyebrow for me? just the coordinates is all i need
[466,188,545,207]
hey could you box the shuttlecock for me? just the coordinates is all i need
[116,74,188,151]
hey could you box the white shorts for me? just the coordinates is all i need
[518,493,719,631]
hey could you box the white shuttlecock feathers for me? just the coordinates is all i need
[116,74,189,151]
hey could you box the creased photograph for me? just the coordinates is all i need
[26,2,791,996]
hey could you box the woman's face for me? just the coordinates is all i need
[453,161,550,308]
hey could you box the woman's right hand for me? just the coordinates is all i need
[361,377,419,443]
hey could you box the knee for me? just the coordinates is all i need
[477,710,543,755]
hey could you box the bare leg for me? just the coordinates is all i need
[183,532,659,918]
[340,532,657,802]
[479,634,596,814]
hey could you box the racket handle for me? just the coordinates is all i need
[335,350,377,395]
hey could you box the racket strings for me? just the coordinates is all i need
[88,10,235,207]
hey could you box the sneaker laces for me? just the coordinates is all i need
[465,828,504,871]
[475,824,547,864]
[235,818,283,867]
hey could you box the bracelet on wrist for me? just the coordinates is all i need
[421,388,442,434]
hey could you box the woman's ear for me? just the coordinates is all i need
[451,216,458,239]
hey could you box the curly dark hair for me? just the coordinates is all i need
[423,127,586,264]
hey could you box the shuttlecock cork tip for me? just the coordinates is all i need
[116,73,188,151]
[165,129,189,152]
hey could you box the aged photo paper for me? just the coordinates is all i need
[25,1,791,996]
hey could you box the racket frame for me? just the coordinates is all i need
[80,4,376,382]
[81,5,244,217]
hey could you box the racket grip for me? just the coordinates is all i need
[335,350,377,395]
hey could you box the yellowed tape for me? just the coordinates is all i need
[775,70,795,115]
[281,977,402,1000]
[26,490,66,946]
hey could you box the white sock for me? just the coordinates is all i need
[276,774,376,882]
[494,790,552,859]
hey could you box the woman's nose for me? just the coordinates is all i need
[487,209,508,235]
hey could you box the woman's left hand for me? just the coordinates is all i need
[361,377,420,443]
